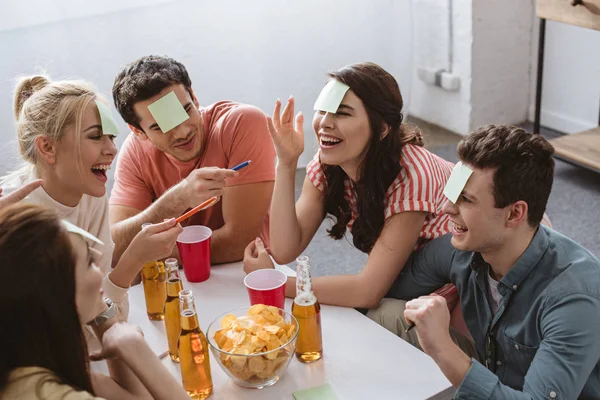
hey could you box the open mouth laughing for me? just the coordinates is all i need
[319,134,343,149]
[91,164,110,183]
[451,220,468,235]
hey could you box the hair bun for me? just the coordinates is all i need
[400,124,425,147]
[13,75,51,119]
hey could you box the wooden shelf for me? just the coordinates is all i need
[537,0,600,30]
[550,127,600,172]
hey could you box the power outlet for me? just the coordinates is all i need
[417,67,461,91]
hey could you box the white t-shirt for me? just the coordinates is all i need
[1,167,128,321]
[486,271,503,316]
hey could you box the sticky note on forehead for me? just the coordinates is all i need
[293,383,339,400]
[147,91,190,133]
[313,80,350,113]
[94,100,120,136]
[62,220,104,245]
[443,161,473,204]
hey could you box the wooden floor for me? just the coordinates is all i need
[550,127,600,172]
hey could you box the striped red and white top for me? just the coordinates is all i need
[306,144,455,245]
[306,144,459,306]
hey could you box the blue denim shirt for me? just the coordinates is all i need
[388,226,600,399]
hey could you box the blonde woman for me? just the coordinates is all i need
[1,75,188,324]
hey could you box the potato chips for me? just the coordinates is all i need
[212,304,297,383]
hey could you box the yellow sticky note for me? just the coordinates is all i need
[147,91,190,133]
[443,161,473,204]
[313,80,350,113]
[95,100,120,136]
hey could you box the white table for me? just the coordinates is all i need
[125,262,453,399]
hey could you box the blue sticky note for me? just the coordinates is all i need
[293,383,339,400]
[147,91,190,133]
[95,100,120,136]
[443,161,473,203]
[313,80,350,113]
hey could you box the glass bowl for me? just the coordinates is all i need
[206,306,298,389]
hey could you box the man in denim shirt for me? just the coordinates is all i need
[389,125,600,399]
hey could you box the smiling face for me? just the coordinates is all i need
[130,84,204,162]
[312,87,372,177]
[441,164,512,253]
[52,102,117,199]
[70,234,104,324]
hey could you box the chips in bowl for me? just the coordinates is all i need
[207,305,298,388]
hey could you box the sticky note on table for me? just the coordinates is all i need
[313,80,350,113]
[95,100,120,136]
[293,383,339,400]
[443,161,473,204]
[62,220,104,245]
[147,91,190,133]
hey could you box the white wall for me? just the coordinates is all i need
[409,0,538,136]
[0,0,173,31]
[0,0,413,190]
[470,0,533,130]
[528,20,600,134]
[409,0,473,134]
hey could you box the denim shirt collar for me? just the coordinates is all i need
[469,227,550,296]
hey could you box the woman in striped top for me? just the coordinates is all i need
[243,62,456,310]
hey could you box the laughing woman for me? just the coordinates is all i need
[0,75,182,325]
[243,62,459,308]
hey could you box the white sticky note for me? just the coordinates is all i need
[443,161,473,203]
[94,100,120,136]
[313,80,350,113]
[62,220,104,245]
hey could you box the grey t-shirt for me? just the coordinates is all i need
[486,271,502,316]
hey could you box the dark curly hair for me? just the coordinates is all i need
[112,55,193,131]
[457,125,554,227]
[322,62,423,254]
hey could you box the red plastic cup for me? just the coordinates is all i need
[244,269,287,309]
[176,225,212,282]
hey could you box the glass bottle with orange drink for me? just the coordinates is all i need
[164,258,183,362]
[178,289,213,399]
[140,224,167,320]
[292,255,323,363]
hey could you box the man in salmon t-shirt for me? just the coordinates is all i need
[109,55,275,264]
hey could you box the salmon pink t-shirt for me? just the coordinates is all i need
[110,101,275,245]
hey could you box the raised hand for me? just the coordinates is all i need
[266,97,304,167]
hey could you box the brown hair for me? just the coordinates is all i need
[112,55,193,131]
[457,124,555,227]
[322,62,423,253]
[0,203,94,395]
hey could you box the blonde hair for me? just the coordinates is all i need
[10,75,101,179]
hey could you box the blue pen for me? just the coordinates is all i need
[232,160,251,171]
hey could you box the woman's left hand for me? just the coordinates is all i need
[243,237,274,274]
